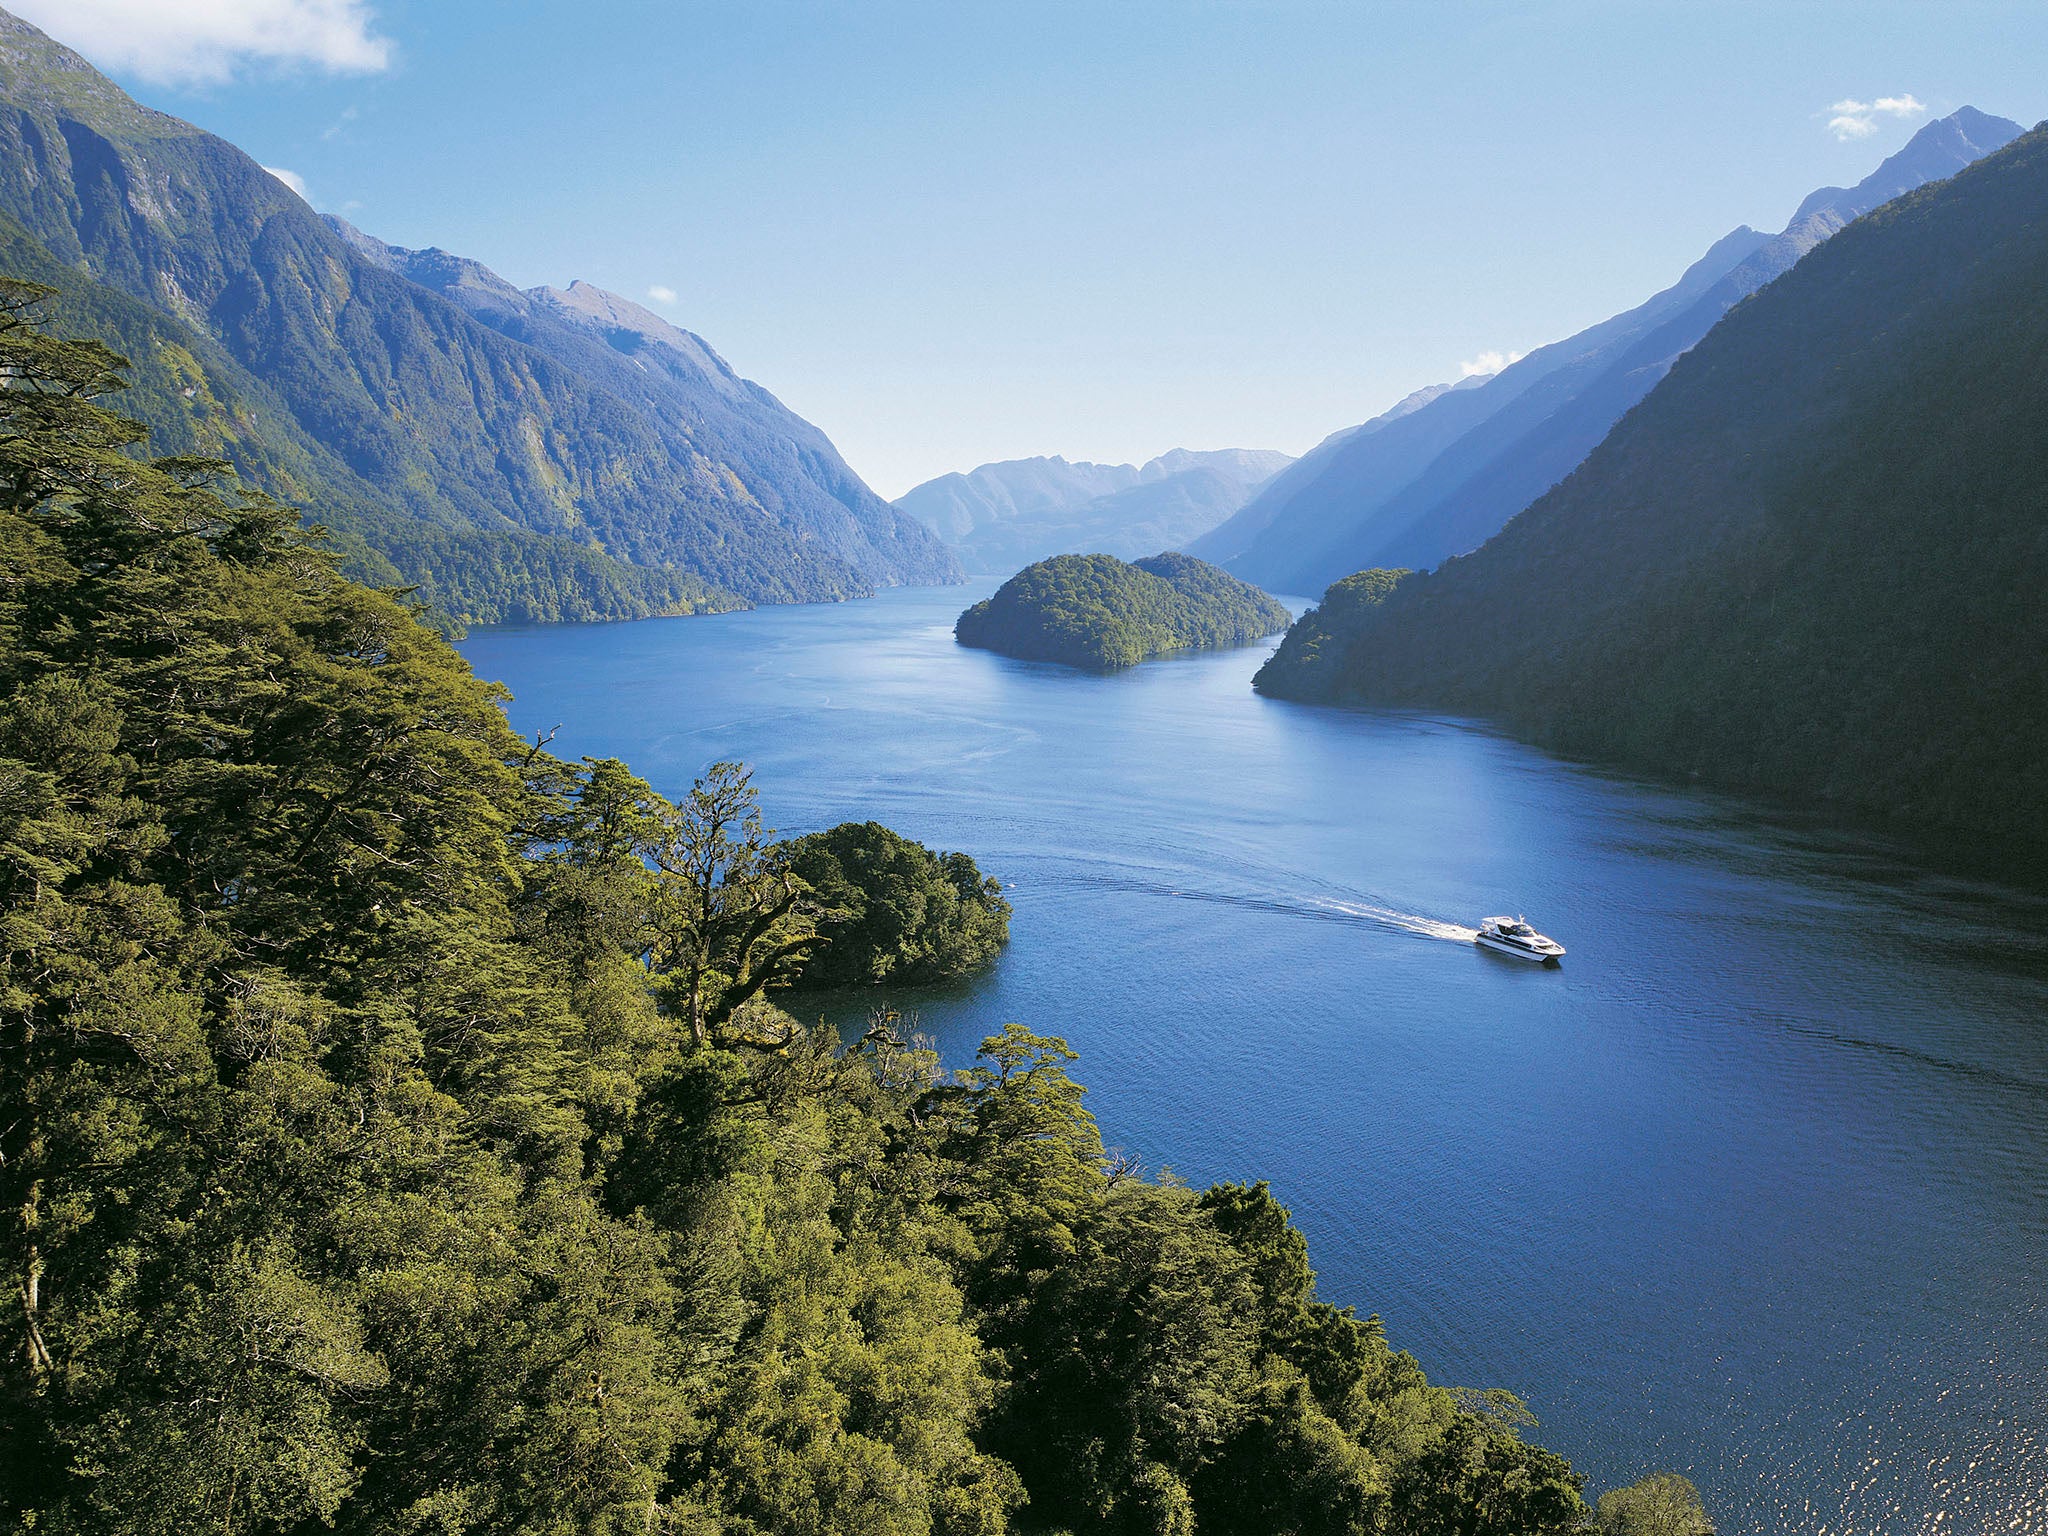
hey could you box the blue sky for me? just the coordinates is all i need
[19,0,2048,495]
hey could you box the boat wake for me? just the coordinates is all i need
[1314,899,1478,945]
[1033,865,1478,947]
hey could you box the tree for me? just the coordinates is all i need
[645,761,828,1047]
[1593,1473,1715,1536]
[781,821,1010,988]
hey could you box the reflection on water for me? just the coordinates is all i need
[462,583,2048,1536]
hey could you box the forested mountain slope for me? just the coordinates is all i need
[1353,106,2025,577]
[0,277,1608,1536]
[899,448,1291,574]
[329,220,959,589]
[0,212,735,624]
[1209,108,2021,595]
[1192,379,1478,567]
[1257,122,2048,842]
[0,7,955,622]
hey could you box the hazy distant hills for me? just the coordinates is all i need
[1191,378,1487,570]
[898,448,1293,575]
[0,6,957,624]
[1205,107,2023,595]
[1258,121,2048,839]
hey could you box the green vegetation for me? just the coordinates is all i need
[0,285,1707,1534]
[1258,569,1412,685]
[783,821,1012,988]
[0,211,739,629]
[1592,1474,1716,1535]
[956,551,1293,668]
[1257,124,2048,842]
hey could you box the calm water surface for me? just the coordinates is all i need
[461,583,2048,1536]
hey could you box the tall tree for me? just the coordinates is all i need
[646,761,828,1047]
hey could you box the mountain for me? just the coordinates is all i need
[326,221,958,591]
[1255,122,2048,841]
[0,7,958,623]
[1191,378,1486,569]
[955,551,1293,668]
[897,448,1292,575]
[0,209,742,626]
[1206,108,2023,595]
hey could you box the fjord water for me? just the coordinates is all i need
[461,584,2048,1536]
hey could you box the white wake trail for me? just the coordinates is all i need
[1316,899,1477,944]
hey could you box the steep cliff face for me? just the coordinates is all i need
[335,224,960,589]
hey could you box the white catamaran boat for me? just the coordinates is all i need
[1474,915,1566,964]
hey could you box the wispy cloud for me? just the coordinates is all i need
[1827,94,1927,141]
[321,104,361,142]
[262,165,311,202]
[13,0,394,86]
[647,285,678,304]
[1459,349,1523,379]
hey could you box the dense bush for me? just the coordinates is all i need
[783,820,1011,987]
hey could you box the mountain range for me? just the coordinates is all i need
[1199,107,2024,596]
[897,448,1293,575]
[1255,118,2048,840]
[0,6,957,624]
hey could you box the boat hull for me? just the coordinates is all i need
[1475,933,1563,964]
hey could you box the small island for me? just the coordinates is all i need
[954,551,1292,668]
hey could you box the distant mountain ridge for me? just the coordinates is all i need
[1256,120,2048,840]
[0,6,958,623]
[1201,107,2024,594]
[898,448,1292,575]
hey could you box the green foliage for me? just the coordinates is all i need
[956,552,1292,668]
[0,290,1585,1535]
[1593,1474,1715,1536]
[782,821,1011,988]
[1256,125,2048,841]
[1257,570,1412,694]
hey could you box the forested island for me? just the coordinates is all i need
[1254,123,2048,844]
[955,550,1293,668]
[0,280,1722,1535]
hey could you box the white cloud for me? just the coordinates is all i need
[1827,94,1927,141]
[1459,349,1523,379]
[262,165,310,201]
[647,285,678,304]
[12,0,394,86]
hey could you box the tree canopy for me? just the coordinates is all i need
[782,820,1011,989]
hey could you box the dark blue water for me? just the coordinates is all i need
[461,583,2048,1536]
